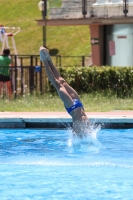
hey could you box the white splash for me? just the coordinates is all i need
[67,121,102,152]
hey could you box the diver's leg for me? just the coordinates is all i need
[40,46,80,100]
[59,78,80,100]
[40,49,73,108]
[40,47,60,79]
[48,58,80,100]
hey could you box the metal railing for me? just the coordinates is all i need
[0,64,45,98]
[11,54,91,67]
[0,54,91,98]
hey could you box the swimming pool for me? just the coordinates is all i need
[0,128,133,199]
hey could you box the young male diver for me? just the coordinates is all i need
[39,46,89,137]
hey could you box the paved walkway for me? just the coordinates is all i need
[0,111,133,119]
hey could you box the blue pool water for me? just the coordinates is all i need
[0,128,133,199]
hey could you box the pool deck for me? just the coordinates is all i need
[0,111,133,128]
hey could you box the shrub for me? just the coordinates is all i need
[48,66,133,98]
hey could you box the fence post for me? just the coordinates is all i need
[21,66,23,96]
[14,55,17,98]
[40,65,42,95]
[56,55,58,66]
[29,55,34,94]
[55,55,61,67]
[59,55,61,66]
[82,56,85,67]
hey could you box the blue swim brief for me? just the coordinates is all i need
[65,99,83,114]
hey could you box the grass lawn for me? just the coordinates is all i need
[0,93,133,112]
[0,0,91,64]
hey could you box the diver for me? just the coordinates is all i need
[39,46,89,137]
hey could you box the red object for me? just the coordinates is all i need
[109,41,115,56]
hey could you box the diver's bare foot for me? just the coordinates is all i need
[39,46,51,62]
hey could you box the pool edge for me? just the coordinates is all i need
[0,117,133,128]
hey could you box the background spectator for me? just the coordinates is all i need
[0,48,13,98]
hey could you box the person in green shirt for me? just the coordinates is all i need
[0,48,13,98]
